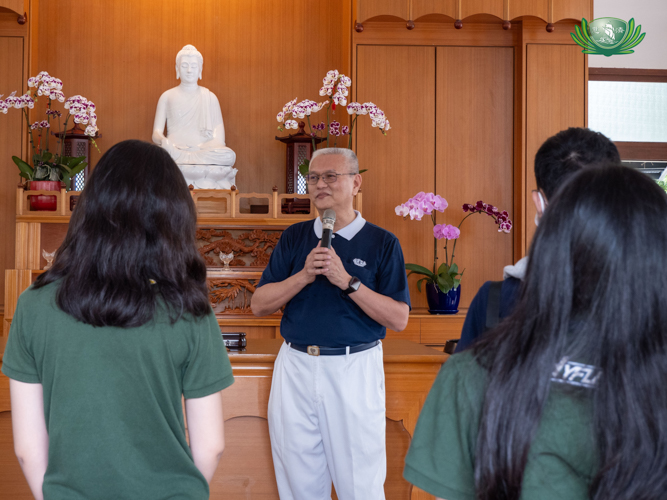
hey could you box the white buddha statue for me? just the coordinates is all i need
[152,45,237,189]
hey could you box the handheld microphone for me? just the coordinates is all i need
[321,209,336,249]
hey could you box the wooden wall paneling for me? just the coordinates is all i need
[0,0,27,16]
[352,21,519,48]
[552,0,591,23]
[461,0,504,20]
[386,316,420,342]
[524,44,584,248]
[355,46,436,310]
[0,35,23,315]
[357,0,406,22]
[420,315,465,345]
[508,0,548,22]
[36,0,347,195]
[436,47,514,307]
[412,0,456,20]
[513,24,526,262]
[3,269,31,336]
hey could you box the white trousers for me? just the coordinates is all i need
[268,341,387,500]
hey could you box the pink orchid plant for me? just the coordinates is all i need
[1,71,99,189]
[396,193,513,294]
[276,69,389,176]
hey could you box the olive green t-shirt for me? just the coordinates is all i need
[404,351,597,500]
[2,281,234,500]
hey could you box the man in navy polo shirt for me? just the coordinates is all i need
[252,147,410,500]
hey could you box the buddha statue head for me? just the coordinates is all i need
[175,44,204,82]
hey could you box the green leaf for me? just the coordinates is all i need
[437,262,449,276]
[61,172,72,190]
[437,273,454,293]
[359,169,368,174]
[298,158,310,178]
[449,262,458,275]
[65,156,86,168]
[405,263,436,280]
[58,164,72,174]
[42,151,53,162]
[12,156,34,179]
[69,161,87,176]
[416,277,429,293]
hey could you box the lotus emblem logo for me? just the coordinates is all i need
[571,17,646,57]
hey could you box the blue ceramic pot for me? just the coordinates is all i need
[426,283,461,314]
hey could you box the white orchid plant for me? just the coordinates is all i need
[276,69,390,176]
[1,71,99,189]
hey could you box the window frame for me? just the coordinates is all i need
[589,68,667,161]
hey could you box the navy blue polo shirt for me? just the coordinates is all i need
[454,277,521,352]
[258,213,411,347]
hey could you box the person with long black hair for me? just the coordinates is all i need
[404,165,667,500]
[2,140,234,500]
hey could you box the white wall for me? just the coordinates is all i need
[590,0,667,69]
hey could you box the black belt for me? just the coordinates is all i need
[289,340,380,356]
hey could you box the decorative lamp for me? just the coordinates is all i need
[53,123,100,191]
[275,121,325,194]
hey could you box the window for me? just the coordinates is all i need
[588,68,667,179]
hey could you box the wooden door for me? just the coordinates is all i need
[436,46,515,307]
[356,46,436,310]
[525,44,585,248]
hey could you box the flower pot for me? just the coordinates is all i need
[426,283,461,314]
[29,180,61,211]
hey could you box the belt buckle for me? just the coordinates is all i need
[307,345,320,356]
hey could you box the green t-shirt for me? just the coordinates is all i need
[403,351,597,500]
[2,281,234,500]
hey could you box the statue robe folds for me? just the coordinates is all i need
[162,87,237,189]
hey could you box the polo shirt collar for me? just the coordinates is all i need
[313,210,366,241]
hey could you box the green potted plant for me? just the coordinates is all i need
[1,71,99,210]
[396,193,513,314]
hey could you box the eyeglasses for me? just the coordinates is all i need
[305,172,357,185]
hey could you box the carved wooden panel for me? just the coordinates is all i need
[196,227,282,268]
[208,278,258,315]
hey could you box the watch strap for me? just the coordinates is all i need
[343,276,361,295]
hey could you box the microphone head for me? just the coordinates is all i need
[322,209,336,230]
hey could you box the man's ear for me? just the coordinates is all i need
[353,173,362,196]
[531,189,546,217]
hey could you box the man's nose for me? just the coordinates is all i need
[316,176,328,188]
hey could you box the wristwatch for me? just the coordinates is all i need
[343,276,362,295]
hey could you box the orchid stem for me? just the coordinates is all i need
[306,116,316,152]
[432,212,438,277]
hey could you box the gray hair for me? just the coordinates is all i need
[175,45,203,79]
[310,147,359,173]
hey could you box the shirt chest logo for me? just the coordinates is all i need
[353,258,367,267]
[551,357,601,388]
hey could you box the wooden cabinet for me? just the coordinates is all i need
[387,309,466,347]
[356,43,516,310]
[213,339,448,500]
